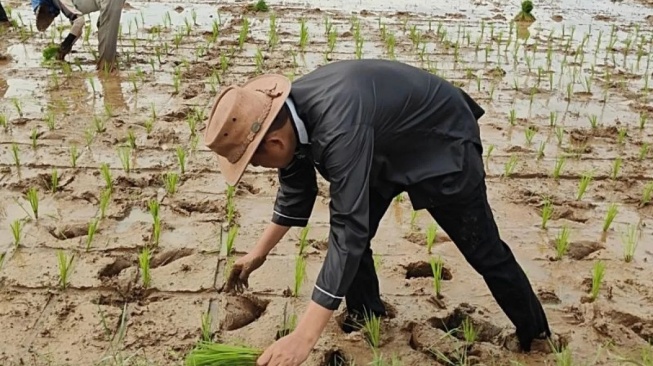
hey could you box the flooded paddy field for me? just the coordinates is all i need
[1,0,653,364]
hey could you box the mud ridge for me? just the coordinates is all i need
[404,261,453,280]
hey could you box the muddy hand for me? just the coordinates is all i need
[223,252,266,294]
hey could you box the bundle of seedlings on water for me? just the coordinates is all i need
[298,225,310,255]
[292,254,307,297]
[426,223,437,254]
[225,225,239,256]
[11,220,22,248]
[621,224,639,263]
[430,256,444,298]
[99,188,111,219]
[57,250,74,290]
[554,225,570,260]
[42,44,60,61]
[540,199,554,230]
[185,342,262,366]
[139,247,151,288]
[25,187,39,220]
[602,203,618,232]
[588,260,605,302]
[86,219,99,251]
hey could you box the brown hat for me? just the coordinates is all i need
[35,6,57,32]
[205,74,291,186]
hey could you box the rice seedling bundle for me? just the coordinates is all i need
[185,342,262,366]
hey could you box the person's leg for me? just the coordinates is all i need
[95,0,125,70]
[0,2,9,22]
[341,188,395,332]
[426,179,551,351]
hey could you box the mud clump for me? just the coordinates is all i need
[607,310,653,343]
[150,249,194,268]
[170,197,225,215]
[98,258,133,278]
[223,295,269,331]
[537,289,562,304]
[404,261,453,280]
[550,240,603,260]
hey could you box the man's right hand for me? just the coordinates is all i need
[222,251,267,294]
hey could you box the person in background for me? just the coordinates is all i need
[32,0,125,71]
[0,1,10,23]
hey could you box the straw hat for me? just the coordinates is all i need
[205,74,291,186]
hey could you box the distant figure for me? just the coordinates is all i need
[0,1,10,23]
[31,0,126,72]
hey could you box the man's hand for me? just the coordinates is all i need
[256,331,312,366]
[222,251,266,294]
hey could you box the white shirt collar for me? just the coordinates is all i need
[285,97,309,145]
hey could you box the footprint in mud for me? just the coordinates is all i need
[606,310,653,343]
[98,257,133,278]
[222,295,269,331]
[427,303,503,344]
[404,261,453,280]
[409,321,470,364]
[321,349,349,366]
[150,248,194,269]
[548,240,603,260]
[403,231,451,246]
[48,222,94,240]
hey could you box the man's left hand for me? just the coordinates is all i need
[256,331,313,366]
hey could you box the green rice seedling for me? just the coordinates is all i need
[57,250,74,290]
[26,187,39,220]
[409,210,419,230]
[201,310,213,342]
[226,185,236,226]
[11,219,22,248]
[536,141,546,160]
[127,128,136,149]
[152,217,161,246]
[524,126,536,145]
[177,146,186,174]
[461,317,477,344]
[621,224,639,262]
[11,143,20,168]
[45,111,56,130]
[238,17,250,50]
[86,218,99,251]
[602,203,618,232]
[508,109,516,126]
[93,115,106,133]
[426,223,437,254]
[589,260,605,302]
[430,256,444,297]
[184,342,262,366]
[292,254,307,297]
[84,128,95,147]
[225,225,239,256]
[148,199,160,223]
[588,115,598,129]
[577,171,593,200]
[642,182,653,206]
[100,163,112,192]
[299,18,309,51]
[554,346,573,366]
[30,128,38,149]
[99,188,111,219]
[362,312,382,349]
[639,143,650,161]
[43,45,62,61]
[139,247,151,288]
[555,126,564,146]
[164,172,179,195]
[50,168,59,194]
[503,154,518,178]
[554,225,570,260]
[485,144,495,168]
[617,127,627,145]
[70,144,79,168]
[552,156,566,180]
[0,112,6,130]
[639,113,647,130]
[541,199,554,229]
[267,12,278,48]
[611,157,622,180]
[298,225,310,255]
[254,48,264,74]
[118,146,131,173]
[187,113,198,137]
[11,97,23,118]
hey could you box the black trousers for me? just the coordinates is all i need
[0,2,8,22]
[344,149,551,351]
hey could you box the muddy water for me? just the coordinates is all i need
[1,0,653,365]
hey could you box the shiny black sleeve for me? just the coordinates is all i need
[271,156,318,227]
[311,123,373,310]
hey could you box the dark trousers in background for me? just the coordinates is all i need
[0,2,8,21]
[344,146,551,351]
